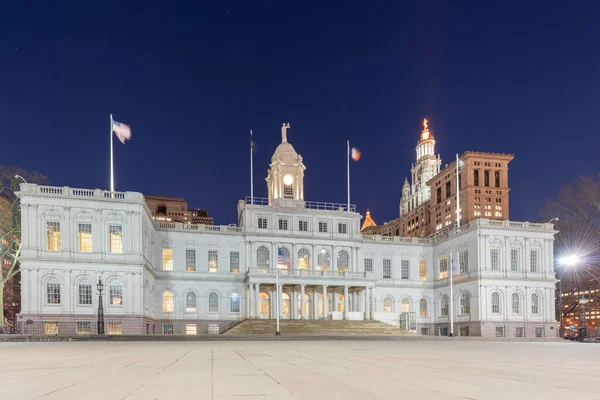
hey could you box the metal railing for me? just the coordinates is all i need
[247,267,366,279]
[245,197,356,212]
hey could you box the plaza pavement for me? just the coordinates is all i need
[0,340,598,400]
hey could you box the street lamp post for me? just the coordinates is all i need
[558,255,580,338]
[97,278,105,335]
[275,266,281,335]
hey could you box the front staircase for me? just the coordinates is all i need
[224,319,408,336]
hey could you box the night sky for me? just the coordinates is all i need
[2,1,599,226]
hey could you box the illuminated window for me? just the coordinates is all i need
[440,295,449,316]
[278,247,290,273]
[317,249,330,271]
[78,223,92,252]
[530,250,538,273]
[208,292,219,313]
[186,292,197,313]
[490,248,499,271]
[109,225,123,253]
[491,292,501,314]
[46,221,60,251]
[208,250,218,273]
[512,293,521,314]
[107,321,122,335]
[383,297,393,313]
[283,184,293,199]
[257,246,269,271]
[230,251,240,273]
[186,249,196,272]
[383,259,391,279]
[459,250,468,274]
[439,257,448,279]
[401,260,409,280]
[298,220,308,231]
[44,321,59,335]
[109,280,123,306]
[258,217,268,229]
[76,321,91,335]
[460,293,470,315]
[162,248,173,271]
[337,250,349,272]
[230,293,240,313]
[186,324,197,335]
[78,279,92,305]
[401,297,411,313]
[419,261,427,281]
[163,291,174,312]
[47,278,60,304]
[364,258,373,272]
[531,293,540,315]
[297,248,310,270]
[510,249,519,272]
[419,299,428,317]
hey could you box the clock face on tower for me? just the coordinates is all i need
[283,174,294,185]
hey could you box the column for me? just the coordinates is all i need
[248,283,254,318]
[269,287,275,318]
[300,284,306,319]
[332,289,338,313]
[322,284,328,319]
[343,286,349,319]
[291,287,297,319]
[255,283,261,318]
[370,287,376,320]
[279,284,284,318]
[352,292,357,312]
[312,290,318,320]
[364,288,369,320]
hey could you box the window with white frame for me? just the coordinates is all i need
[257,246,270,270]
[318,221,328,233]
[109,225,123,254]
[278,218,288,230]
[440,296,449,316]
[230,293,240,313]
[491,292,501,314]
[186,324,197,335]
[163,323,174,334]
[208,293,219,313]
[46,221,60,251]
[512,293,520,314]
[401,260,409,280]
[47,278,60,304]
[419,299,428,317]
[535,326,545,338]
[439,257,448,279]
[530,250,538,273]
[490,248,499,271]
[337,250,349,271]
[364,258,373,272]
[460,293,470,315]
[258,217,268,229]
[297,248,310,270]
[109,280,123,306]
[419,261,427,280]
[317,249,330,271]
[338,223,347,234]
[510,248,519,272]
[459,250,468,274]
[516,326,525,338]
[78,223,92,252]
[186,292,197,312]
[230,251,240,273]
[186,249,196,272]
[531,293,540,315]
[382,259,391,279]
[401,297,411,313]
[383,297,393,313]
[208,250,218,273]
[298,219,308,231]
[495,326,505,337]
[163,291,174,312]
[76,321,91,335]
[44,321,59,335]
[162,248,173,271]
[78,279,92,305]
[107,321,122,335]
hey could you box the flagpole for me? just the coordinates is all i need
[449,251,454,337]
[250,129,254,205]
[455,153,460,231]
[347,140,350,211]
[110,114,114,193]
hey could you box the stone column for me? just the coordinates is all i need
[343,286,349,319]
[322,284,328,319]
[352,292,358,312]
[332,288,338,313]
[312,290,318,320]
[370,287,376,320]
[364,288,369,320]
[279,284,284,319]
[255,283,261,318]
[291,287,297,319]
[300,284,306,319]
[249,283,255,318]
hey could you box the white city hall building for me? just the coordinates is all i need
[16,125,558,337]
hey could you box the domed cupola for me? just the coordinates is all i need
[266,123,306,205]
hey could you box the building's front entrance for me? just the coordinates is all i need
[259,292,270,318]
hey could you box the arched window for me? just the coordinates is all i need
[163,291,174,312]
[257,247,270,271]
[440,295,449,317]
[230,293,240,313]
[337,250,349,272]
[460,293,470,315]
[383,296,393,313]
[512,293,520,314]
[531,293,540,315]
[278,247,290,273]
[297,248,310,270]
[491,292,501,314]
[109,280,123,306]
[317,249,330,271]
[78,278,92,305]
[208,292,219,313]
[419,299,428,317]
[186,292,197,313]
[47,277,61,304]
[401,297,411,313]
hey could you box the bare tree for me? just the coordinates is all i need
[0,166,47,329]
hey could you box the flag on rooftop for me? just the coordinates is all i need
[112,119,131,144]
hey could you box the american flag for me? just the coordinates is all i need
[278,248,288,266]
[112,119,132,144]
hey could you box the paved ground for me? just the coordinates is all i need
[0,340,598,400]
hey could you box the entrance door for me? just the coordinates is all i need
[259,292,270,319]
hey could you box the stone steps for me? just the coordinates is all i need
[224,319,408,336]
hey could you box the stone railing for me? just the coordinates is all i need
[432,218,554,244]
[361,235,431,245]
[156,221,242,234]
[245,197,356,212]
[247,268,366,279]
[18,184,142,202]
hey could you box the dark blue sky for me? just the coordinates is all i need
[2,1,599,225]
